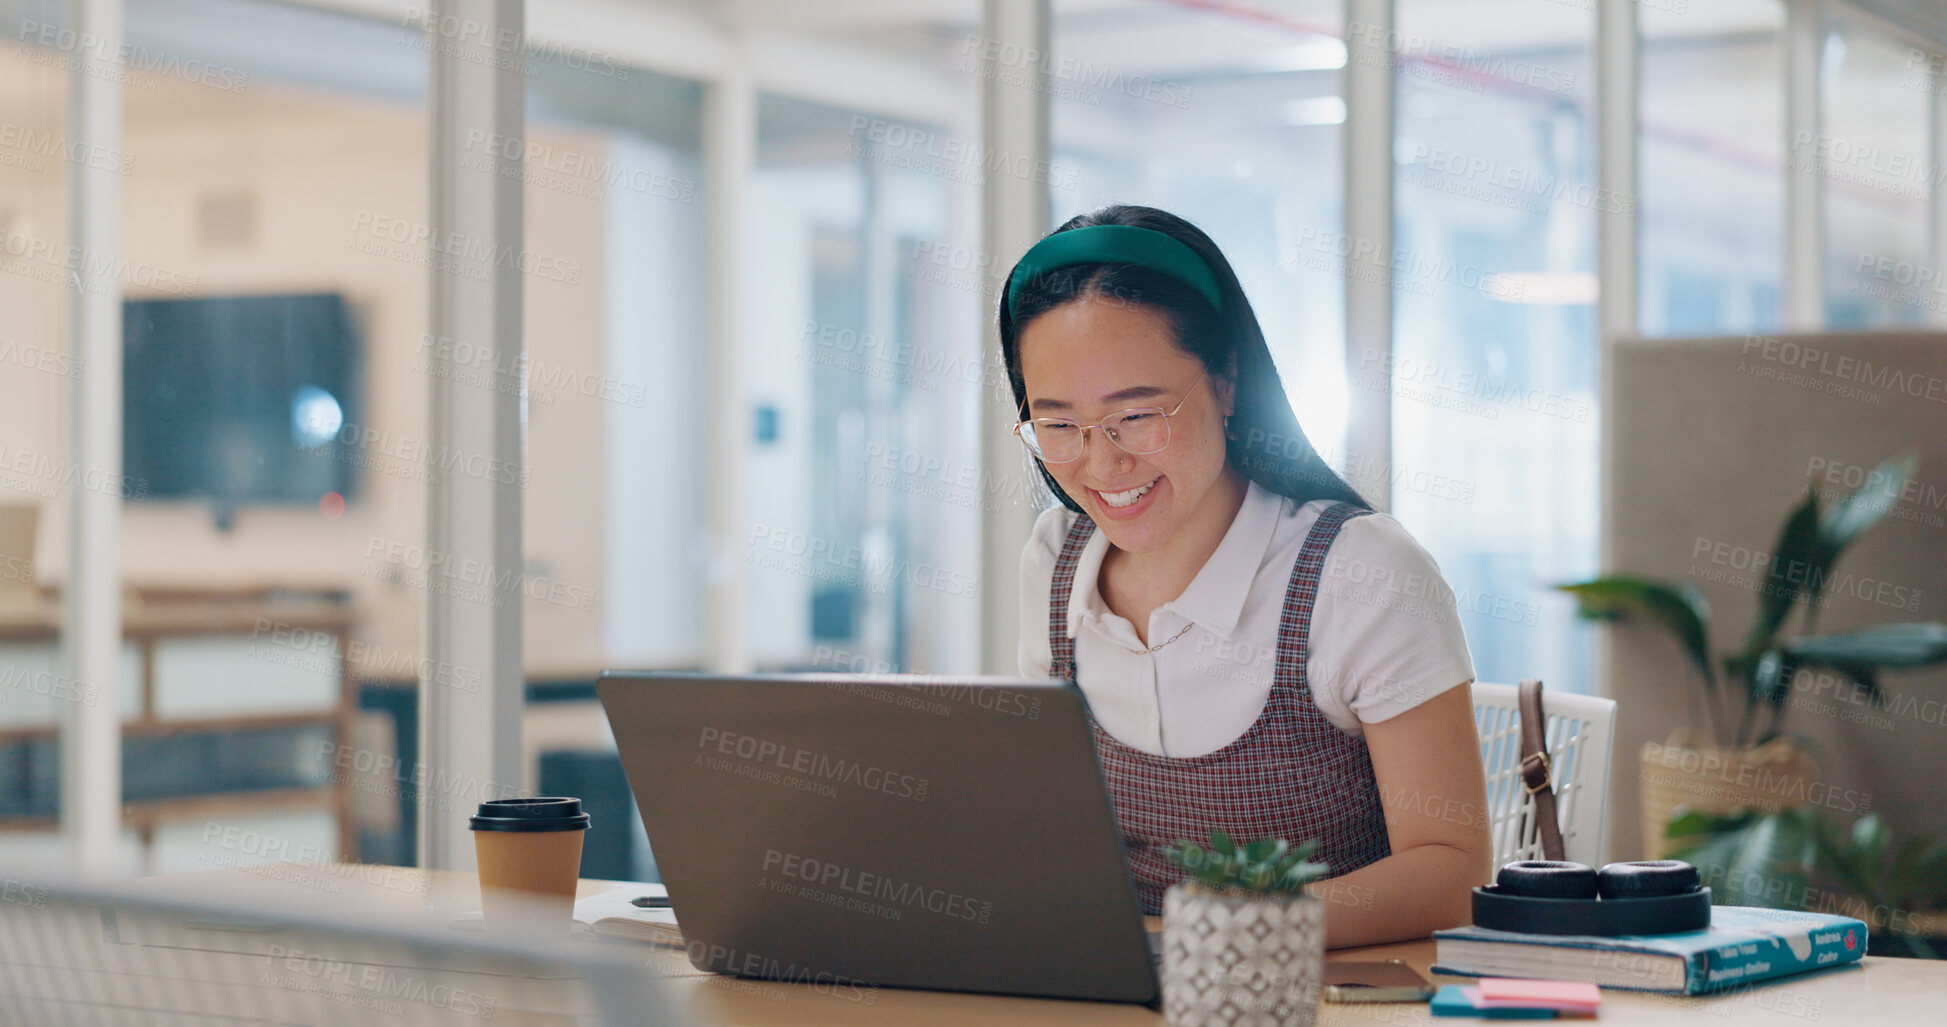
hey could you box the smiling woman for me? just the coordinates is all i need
[1003,205,1491,947]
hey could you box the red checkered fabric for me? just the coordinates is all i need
[1050,502,1393,915]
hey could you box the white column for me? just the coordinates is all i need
[1343,0,1395,511]
[1593,0,1640,865]
[978,0,1050,676]
[62,0,125,879]
[1931,54,1947,328]
[1784,0,1826,330]
[419,0,526,872]
[703,64,755,674]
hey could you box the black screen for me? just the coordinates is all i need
[123,292,362,506]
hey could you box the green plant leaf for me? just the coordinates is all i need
[1734,490,1822,663]
[1813,453,1919,590]
[1787,623,1947,670]
[1244,838,1286,864]
[1209,831,1236,857]
[1557,577,1716,689]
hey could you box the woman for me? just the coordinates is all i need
[1006,205,1490,948]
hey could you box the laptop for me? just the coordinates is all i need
[596,672,1161,1006]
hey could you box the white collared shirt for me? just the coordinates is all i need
[1017,481,1476,757]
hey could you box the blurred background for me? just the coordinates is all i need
[0,0,1942,937]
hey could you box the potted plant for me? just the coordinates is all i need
[1558,452,1947,856]
[1159,830,1330,1027]
[1666,806,1947,958]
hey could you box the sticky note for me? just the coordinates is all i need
[1478,978,1601,1008]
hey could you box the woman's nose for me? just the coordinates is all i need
[1084,426,1128,478]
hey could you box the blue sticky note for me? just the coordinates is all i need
[1430,985,1557,1019]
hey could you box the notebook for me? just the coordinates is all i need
[1433,906,1867,995]
[572,883,683,946]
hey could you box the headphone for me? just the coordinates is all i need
[1473,859,1712,936]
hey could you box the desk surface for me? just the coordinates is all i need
[134,864,1943,1026]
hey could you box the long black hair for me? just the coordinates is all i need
[999,204,1369,514]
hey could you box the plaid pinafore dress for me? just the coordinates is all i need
[1049,501,1393,915]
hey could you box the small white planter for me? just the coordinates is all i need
[1161,882,1324,1027]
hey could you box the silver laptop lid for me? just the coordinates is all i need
[597,672,1159,1006]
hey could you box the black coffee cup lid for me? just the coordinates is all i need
[469,797,591,832]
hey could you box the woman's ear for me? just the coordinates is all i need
[1216,372,1236,417]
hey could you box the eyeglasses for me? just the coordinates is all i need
[1013,372,1207,465]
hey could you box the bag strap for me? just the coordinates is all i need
[1518,678,1567,862]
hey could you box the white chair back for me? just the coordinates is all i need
[1471,682,1615,872]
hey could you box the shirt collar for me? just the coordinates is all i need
[1064,480,1285,640]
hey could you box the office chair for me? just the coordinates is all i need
[1471,681,1616,872]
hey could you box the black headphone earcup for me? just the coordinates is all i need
[1496,860,1599,900]
[1598,860,1700,899]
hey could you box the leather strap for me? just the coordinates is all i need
[1518,678,1566,862]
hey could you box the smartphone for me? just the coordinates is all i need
[1321,960,1435,1002]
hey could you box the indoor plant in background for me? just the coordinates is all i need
[1665,806,1947,958]
[1557,452,1947,857]
[1160,831,1330,1027]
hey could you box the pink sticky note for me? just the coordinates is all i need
[1478,978,1602,1008]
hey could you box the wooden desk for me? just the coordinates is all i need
[136,864,1946,1026]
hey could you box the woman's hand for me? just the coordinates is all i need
[1304,683,1492,948]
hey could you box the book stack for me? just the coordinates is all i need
[1433,906,1867,995]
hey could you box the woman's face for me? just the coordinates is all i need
[1017,295,1234,555]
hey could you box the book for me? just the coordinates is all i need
[450,882,684,947]
[1432,905,1867,995]
[572,883,684,947]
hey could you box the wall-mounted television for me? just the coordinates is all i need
[123,293,363,520]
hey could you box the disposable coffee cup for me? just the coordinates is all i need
[470,797,590,930]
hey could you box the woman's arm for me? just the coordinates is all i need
[1305,683,1491,948]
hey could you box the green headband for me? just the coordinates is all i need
[1005,224,1224,320]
